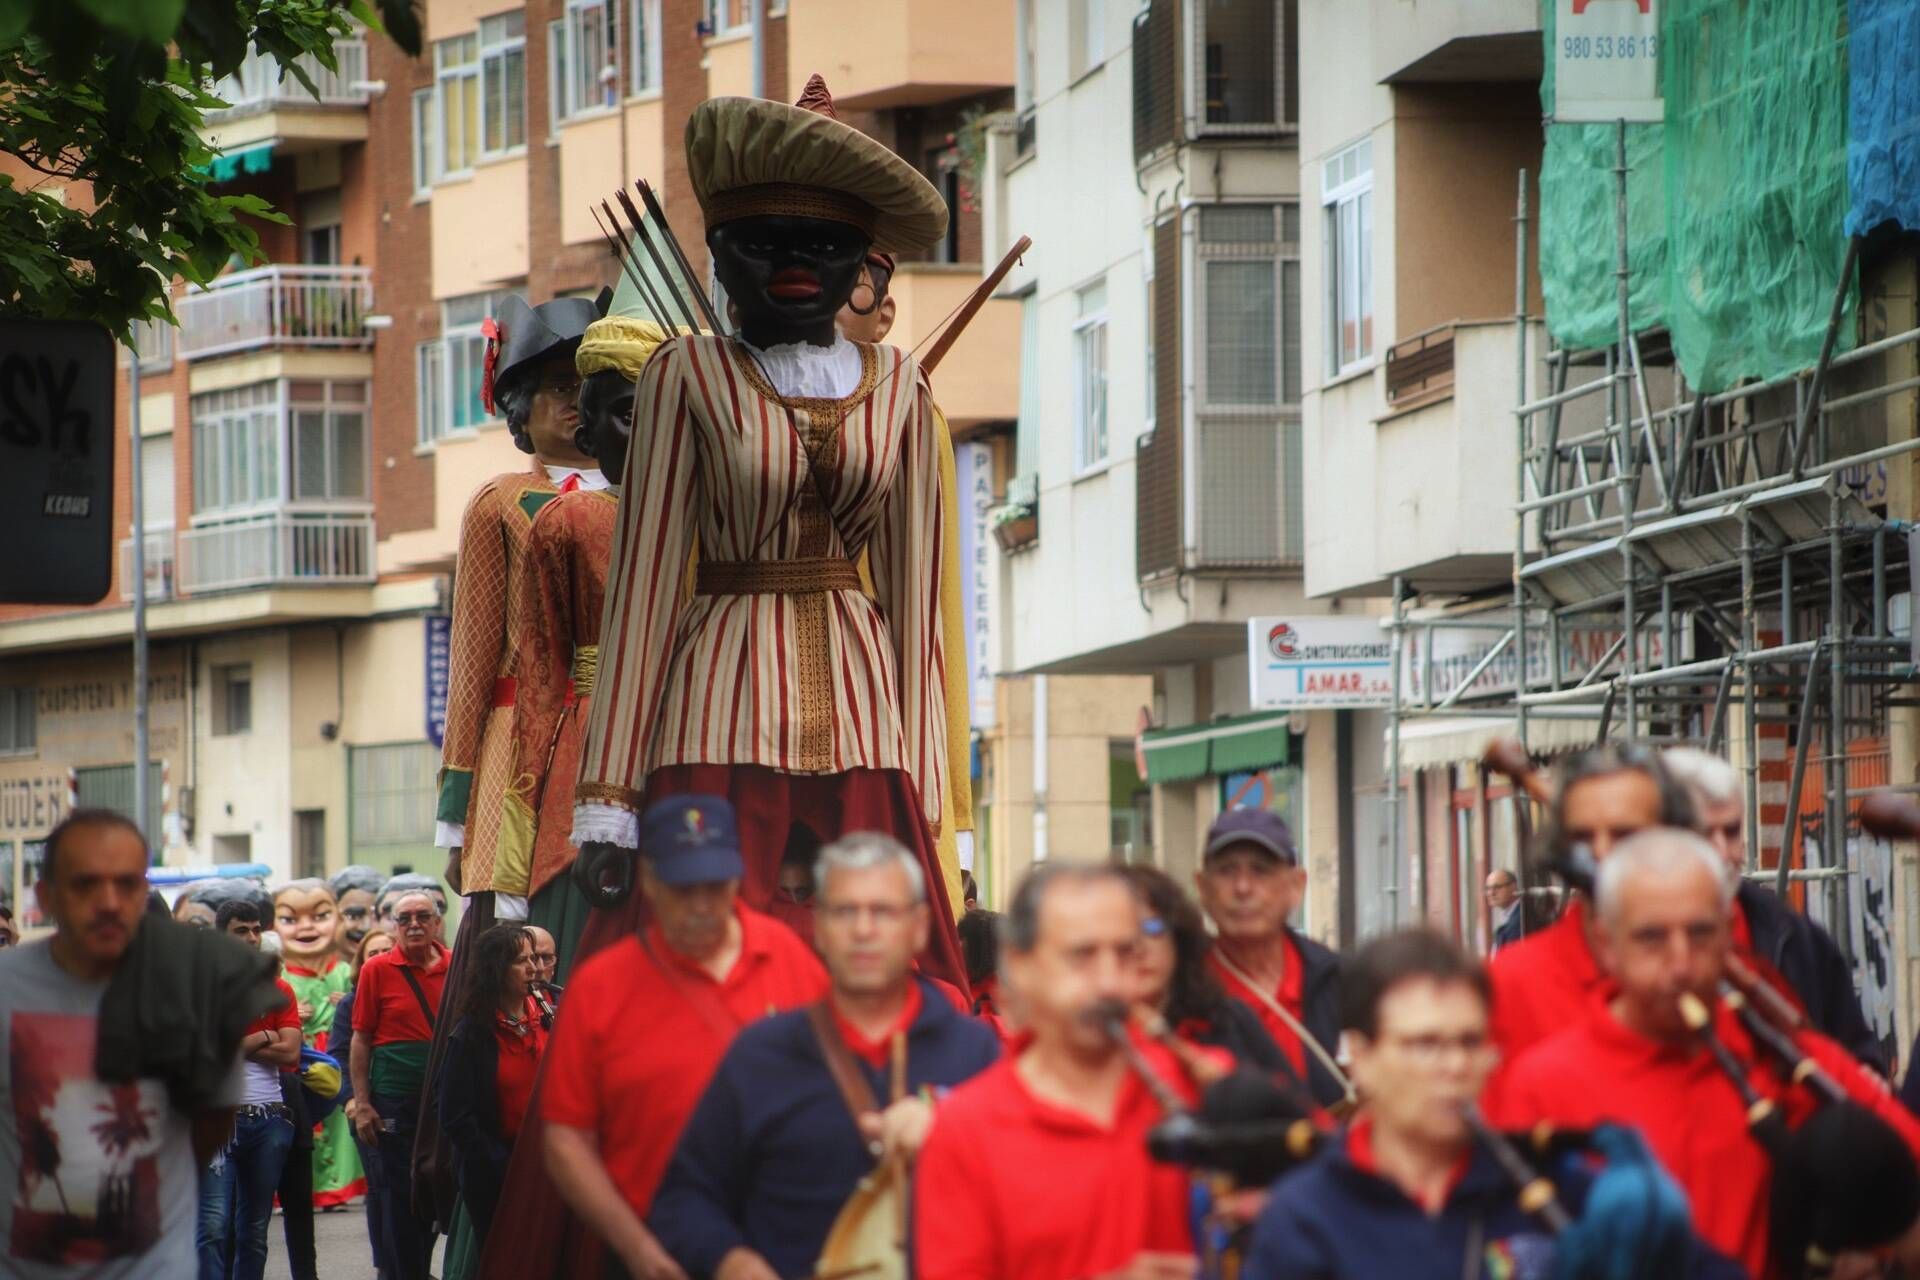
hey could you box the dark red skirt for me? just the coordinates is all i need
[477,763,965,1280]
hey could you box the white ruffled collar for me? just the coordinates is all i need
[544,465,610,491]
[741,336,862,400]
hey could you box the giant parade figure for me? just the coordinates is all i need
[272,879,365,1210]
[565,79,973,985]
[496,289,674,981]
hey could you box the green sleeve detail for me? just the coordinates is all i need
[436,767,474,826]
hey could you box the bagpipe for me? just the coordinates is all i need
[1099,997,1719,1279]
[1483,738,1920,1277]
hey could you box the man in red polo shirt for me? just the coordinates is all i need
[915,862,1201,1280]
[1194,809,1347,1108]
[1489,827,1920,1278]
[541,795,827,1280]
[350,887,450,1280]
[1486,743,1693,1066]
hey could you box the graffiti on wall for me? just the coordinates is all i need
[1802,816,1898,1067]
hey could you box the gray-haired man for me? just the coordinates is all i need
[650,833,1001,1280]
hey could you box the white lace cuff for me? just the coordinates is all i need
[572,802,638,849]
[956,830,975,872]
[435,821,465,849]
[493,893,530,921]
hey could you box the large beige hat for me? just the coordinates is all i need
[685,75,949,255]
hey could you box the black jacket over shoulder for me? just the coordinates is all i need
[1736,881,1884,1073]
[438,1014,512,1241]
[1291,928,1346,1108]
[97,915,283,1112]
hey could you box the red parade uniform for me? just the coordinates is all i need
[1486,899,1609,1067]
[913,1032,1200,1280]
[1487,992,1920,1278]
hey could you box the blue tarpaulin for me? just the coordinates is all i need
[1847,0,1920,236]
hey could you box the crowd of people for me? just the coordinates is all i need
[7,735,1920,1278]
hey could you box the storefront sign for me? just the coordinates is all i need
[425,615,452,748]
[1402,615,1688,703]
[1248,617,1395,710]
[1553,0,1662,123]
[955,442,996,729]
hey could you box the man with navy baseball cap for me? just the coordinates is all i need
[1194,807,1350,1108]
[540,795,828,1279]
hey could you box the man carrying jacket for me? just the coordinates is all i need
[651,833,1000,1279]
[1196,809,1346,1107]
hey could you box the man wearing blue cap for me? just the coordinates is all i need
[1195,808,1350,1109]
[540,795,827,1280]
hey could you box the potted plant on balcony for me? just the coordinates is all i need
[989,496,1038,553]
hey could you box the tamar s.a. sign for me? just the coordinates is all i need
[0,320,115,604]
[1247,616,1394,710]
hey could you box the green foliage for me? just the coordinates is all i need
[0,0,421,341]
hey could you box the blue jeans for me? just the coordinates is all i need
[197,1106,295,1280]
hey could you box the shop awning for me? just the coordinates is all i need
[1383,714,1599,771]
[196,141,276,184]
[1142,711,1291,786]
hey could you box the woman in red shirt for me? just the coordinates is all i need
[437,924,549,1247]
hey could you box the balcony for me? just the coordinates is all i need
[785,0,1013,110]
[177,265,373,361]
[1132,1,1177,162]
[1372,318,1543,591]
[889,264,1020,429]
[201,39,371,153]
[1372,0,1541,84]
[178,512,375,595]
[119,532,178,603]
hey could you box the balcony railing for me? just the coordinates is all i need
[1385,323,1456,405]
[205,39,371,120]
[178,511,375,594]
[1132,0,1177,162]
[177,265,373,360]
[119,532,178,603]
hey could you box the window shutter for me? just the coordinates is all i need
[1136,215,1183,579]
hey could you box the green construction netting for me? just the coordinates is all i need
[1539,0,1856,392]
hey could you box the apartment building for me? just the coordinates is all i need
[0,0,1106,910]
[973,0,1340,928]
[1290,0,1560,946]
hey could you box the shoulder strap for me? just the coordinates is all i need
[396,962,437,1032]
[806,1001,879,1123]
[1212,946,1355,1107]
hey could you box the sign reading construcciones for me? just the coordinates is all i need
[1553,0,1662,124]
[1248,617,1394,710]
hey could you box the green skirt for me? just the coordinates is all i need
[529,873,593,985]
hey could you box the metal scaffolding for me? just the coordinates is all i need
[1382,164,1920,1020]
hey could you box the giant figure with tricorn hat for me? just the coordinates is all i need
[567,76,975,986]
[434,292,606,920]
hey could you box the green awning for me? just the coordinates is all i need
[1141,711,1291,786]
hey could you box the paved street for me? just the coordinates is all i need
[266,1203,446,1280]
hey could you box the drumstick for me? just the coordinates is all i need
[1860,791,1920,842]
[1481,736,1554,806]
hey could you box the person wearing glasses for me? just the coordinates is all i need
[651,832,999,1279]
[1123,864,1288,1076]
[350,890,450,1280]
[1245,928,1746,1280]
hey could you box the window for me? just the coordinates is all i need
[480,12,527,156]
[289,381,369,502]
[1199,205,1300,405]
[1142,229,1156,429]
[704,0,748,36]
[0,688,36,754]
[350,743,440,849]
[1198,0,1285,129]
[1070,0,1106,78]
[411,87,436,193]
[630,0,660,94]
[1072,280,1109,472]
[435,34,480,175]
[418,292,513,444]
[191,383,280,514]
[1323,140,1373,373]
[213,663,252,736]
[552,0,616,124]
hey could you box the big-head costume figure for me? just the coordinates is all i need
[434,294,605,915]
[274,878,365,1207]
[568,78,969,986]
